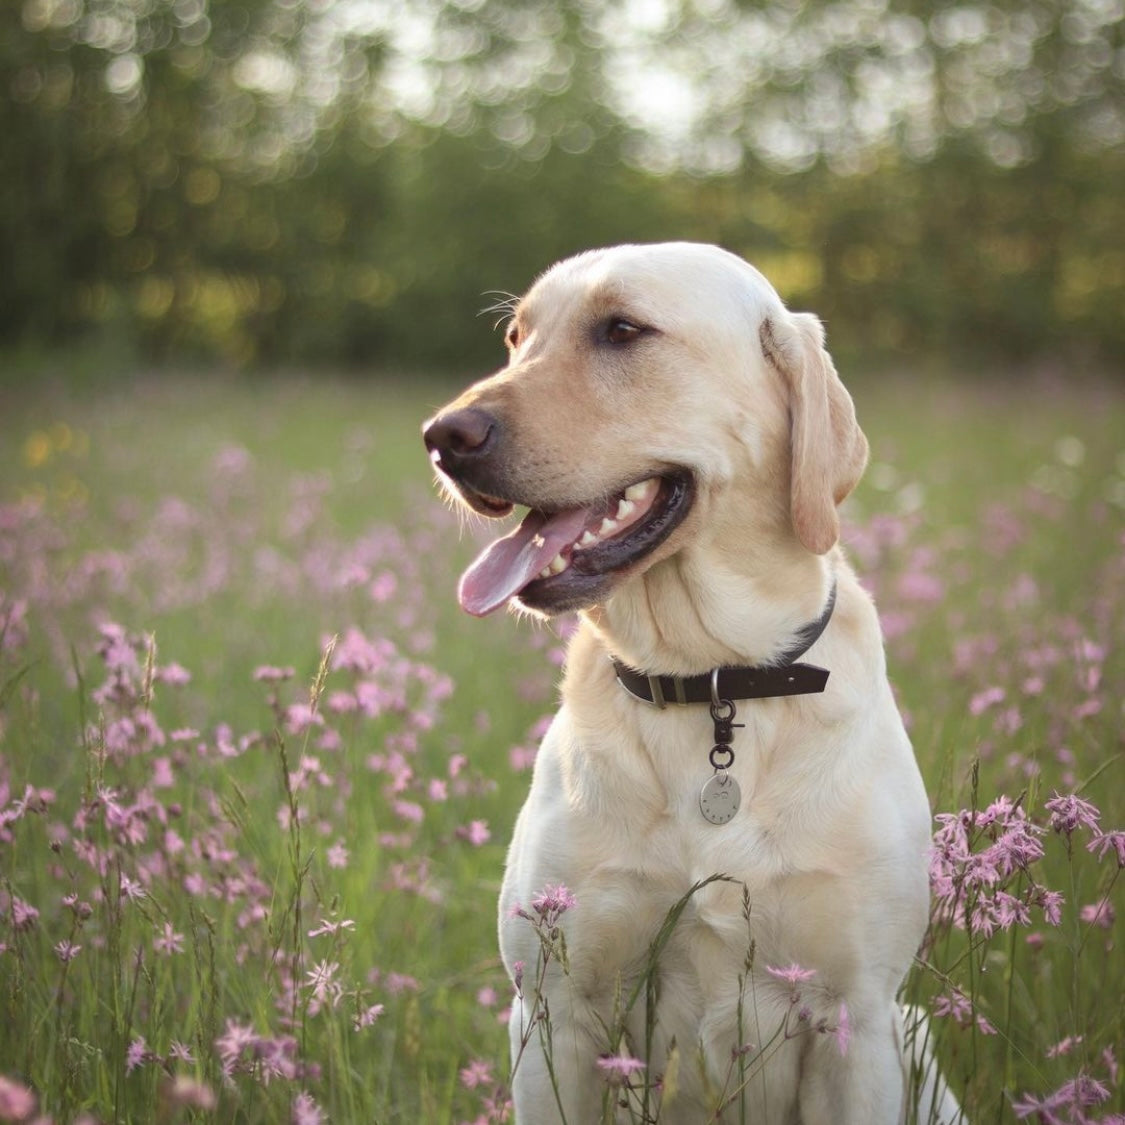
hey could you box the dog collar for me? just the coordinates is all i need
[611,581,836,825]
[610,580,836,710]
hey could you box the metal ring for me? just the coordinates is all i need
[710,698,736,723]
[709,744,735,770]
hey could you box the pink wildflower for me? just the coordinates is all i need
[459,1059,493,1089]
[215,1019,258,1075]
[120,874,146,902]
[1080,900,1115,929]
[151,756,175,788]
[597,1056,646,1086]
[933,988,972,1023]
[166,1075,215,1109]
[125,1037,148,1074]
[991,891,1032,928]
[509,745,537,771]
[96,624,139,672]
[0,596,30,653]
[154,922,185,955]
[14,785,54,815]
[9,898,38,931]
[168,1040,195,1062]
[765,963,818,985]
[54,940,82,963]
[383,972,419,994]
[256,1035,299,1082]
[353,1003,384,1030]
[531,884,577,916]
[212,443,253,475]
[897,570,944,603]
[1045,792,1101,836]
[1046,1035,1084,1058]
[326,690,357,715]
[969,686,1005,716]
[1073,698,1103,720]
[1087,830,1125,867]
[305,959,340,1005]
[370,571,397,602]
[1013,1074,1111,1119]
[524,883,577,930]
[0,1075,37,1120]
[253,665,295,683]
[291,1091,323,1125]
[392,799,424,824]
[330,627,390,675]
[326,842,349,868]
[993,706,1023,735]
[156,662,191,686]
[1033,887,1065,926]
[284,703,323,735]
[932,986,994,1033]
[988,816,1045,876]
[459,820,491,846]
[308,917,356,938]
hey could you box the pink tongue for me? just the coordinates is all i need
[458,507,592,616]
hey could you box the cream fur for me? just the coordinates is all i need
[430,243,962,1123]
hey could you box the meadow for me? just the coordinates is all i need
[0,366,1123,1124]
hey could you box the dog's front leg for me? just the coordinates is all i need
[507,987,608,1125]
[797,1002,905,1125]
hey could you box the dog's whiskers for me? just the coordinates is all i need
[480,291,521,331]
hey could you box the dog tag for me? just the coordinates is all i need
[699,771,741,824]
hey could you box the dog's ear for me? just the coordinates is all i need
[760,312,869,554]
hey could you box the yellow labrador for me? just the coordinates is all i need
[424,243,959,1123]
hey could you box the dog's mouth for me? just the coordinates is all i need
[455,471,695,616]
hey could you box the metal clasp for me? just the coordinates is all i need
[708,668,743,764]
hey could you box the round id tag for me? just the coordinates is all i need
[699,771,741,824]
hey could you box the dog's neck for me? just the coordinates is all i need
[582,541,838,676]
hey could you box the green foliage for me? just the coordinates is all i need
[1,370,1123,1121]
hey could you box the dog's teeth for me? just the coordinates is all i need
[539,567,552,579]
[599,517,618,536]
[578,530,598,548]
[548,553,568,575]
[616,499,636,521]
[624,479,655,502]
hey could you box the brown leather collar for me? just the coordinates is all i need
[611,581,836,709]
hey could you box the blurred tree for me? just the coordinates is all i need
[1,0,1122,371]
[1,0,386,360]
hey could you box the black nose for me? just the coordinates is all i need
[423,407,498,469]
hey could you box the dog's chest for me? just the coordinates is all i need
[609,701,806,851]
[557,708,822,932]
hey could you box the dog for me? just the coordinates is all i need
[424,243,961,1123]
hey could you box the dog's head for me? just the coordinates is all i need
[423,242,867,618]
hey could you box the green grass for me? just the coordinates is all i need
[1,365,1123,1122]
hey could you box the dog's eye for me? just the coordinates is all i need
[606,319,643,346]
[505,321,520,349]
